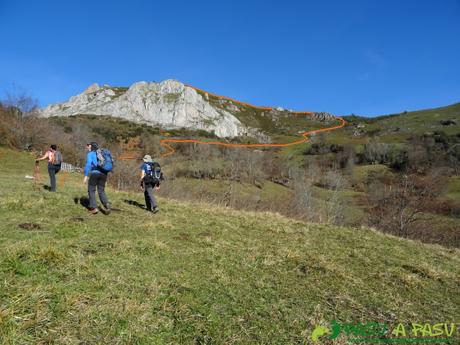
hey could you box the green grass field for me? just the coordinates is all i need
[0,147,459,344]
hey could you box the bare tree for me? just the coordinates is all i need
[364,142,389,164]
[109,160,139,190]
[291,171,315,221]
[3,86,39,115]
[367,171,446,237]
[323,170,346,224]
[0,88,43,150]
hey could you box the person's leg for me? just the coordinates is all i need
[48,164,56,191]
[97,173,109,208]
[144,186,151,210]
[55,165,61,190]
[144,187,152,210]
[145,185,157,210]
[88,174,98,210]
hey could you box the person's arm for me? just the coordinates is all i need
[140,165,145,189]
[36,151,49,162]
[83,152,95,183]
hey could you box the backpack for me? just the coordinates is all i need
[96,148,114,173]
[52,150,62,165]
[144,162,163,186]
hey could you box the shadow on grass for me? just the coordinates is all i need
[73,196,124,215]
[123,199,146,210]
[74,196,90,209]
[43,185,57,192]
[73,196,118,215]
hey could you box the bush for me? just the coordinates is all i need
[109,160,139,191]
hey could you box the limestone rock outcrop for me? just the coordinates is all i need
[40,80,246,138]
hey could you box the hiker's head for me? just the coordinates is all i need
[87,142,98,151]
[50,144,57,151]
[143,155,153,163]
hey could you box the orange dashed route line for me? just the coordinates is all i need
[118,85,346,160]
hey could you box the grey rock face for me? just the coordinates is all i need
[311,112,335,121]
[40,80,247,138]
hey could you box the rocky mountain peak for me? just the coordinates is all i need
[40,79,330,139]
[40,80,247,138]
[83,83,101,95]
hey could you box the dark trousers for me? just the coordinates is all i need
[143,183,157,210]
[47,164,61,192]
[88,173,109,209]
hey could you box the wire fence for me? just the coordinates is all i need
[61,162,76,173]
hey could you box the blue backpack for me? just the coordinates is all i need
[144,162,163,186]
[96,148,114,173]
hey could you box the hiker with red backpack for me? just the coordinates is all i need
[83,142,113,214]
[140,154,163,214]
[35,144,62,192]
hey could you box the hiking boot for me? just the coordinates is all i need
[103,203,111,214]
[88,208,99,215]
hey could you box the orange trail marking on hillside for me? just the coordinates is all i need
[117,85,346,160]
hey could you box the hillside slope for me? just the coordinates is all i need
[327,102,460,144]
[0,148,459,344]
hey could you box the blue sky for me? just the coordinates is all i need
[0,0,459,116]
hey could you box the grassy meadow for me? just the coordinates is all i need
[0,147,459,344]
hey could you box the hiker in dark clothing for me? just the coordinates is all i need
[36,144,62,192]
[83,142,111,215]
[140,154,162,213]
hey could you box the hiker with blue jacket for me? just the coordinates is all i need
[140,154,162,214]
[84,142,111,215]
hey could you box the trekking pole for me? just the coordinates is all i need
[33,161,41,191]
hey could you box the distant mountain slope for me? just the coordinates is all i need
[40,79,459,145]
[39,80,336,140]
[333,102,460,143]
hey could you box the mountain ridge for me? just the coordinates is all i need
[40,80,249,138]
[39,79,337,139]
